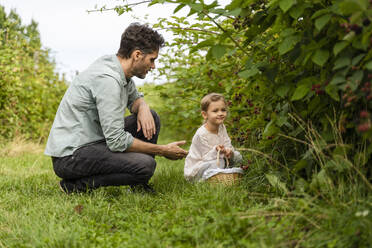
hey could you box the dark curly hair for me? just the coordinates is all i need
[117,23,165,59]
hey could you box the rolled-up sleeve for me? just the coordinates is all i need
[127,79,144,112]
[92,75,134,152]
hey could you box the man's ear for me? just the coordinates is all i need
[132,50,142,61]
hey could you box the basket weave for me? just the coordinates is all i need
[207,148,241,186]
[208,172,242,186]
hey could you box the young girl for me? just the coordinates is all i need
[184,93,243,182]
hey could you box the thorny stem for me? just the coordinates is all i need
[86,1,152,13]
[88,1,248,57]
[159,27,220,35]
[202,10,250,56]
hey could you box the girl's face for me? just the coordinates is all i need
[202,100,227,127]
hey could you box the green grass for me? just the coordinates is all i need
[0,140,371,248]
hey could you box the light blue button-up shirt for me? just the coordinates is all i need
[45,55,143,157]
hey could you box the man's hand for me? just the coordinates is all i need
[162,140,188,160]
[137,102,156,140]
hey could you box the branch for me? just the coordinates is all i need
[159,27,220,35]
[86,1,151,14]
[202,10,249,56]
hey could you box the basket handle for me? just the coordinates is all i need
[216,148,229,169]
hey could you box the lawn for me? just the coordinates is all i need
[0,139,371,248]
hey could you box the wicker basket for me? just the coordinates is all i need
[208,172,242,186]
[207,149,242,186]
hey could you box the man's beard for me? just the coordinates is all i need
[135,72,146,79]
[133,63,147,79]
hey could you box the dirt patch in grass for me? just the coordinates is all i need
[0,137,44,157]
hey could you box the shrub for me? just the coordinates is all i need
[0,6,67,141]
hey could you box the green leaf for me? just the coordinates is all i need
[289,3,307,19]
[148,0,160,6]
[326,156,351,172]
[278,35,301,55]
[263,67,278,82]
[211,45,226,59]
[276,84,290,98]
[325,84,340,101]
[263,120,280,136]
[294,178,308,193]
[312,49,329,66]
[365,60,372,70]
[333,41,349,56]
[311,169,328,189]
[238,68,259,79]
[225,8,241,17]
[187,7,197,17]
[279,0,295,13]
[315,14,332,31]
[206,47,213,61]
[343,31,356,41]
[352,53,365,66]
[294,159,308,172]
[190,39,215,53]
[311,9,330,19]
[291,84,310,101]
[333,145,351,157]
[350,70,364,83]
[333,57,350,70]
[209,8,225,15]
[339,1,364,15]
[281,28,296,37]
[276,115,289,127]
[265,174,288,194]
[173,4,186,14]
[330,75,346,85]
[189,3,203,12]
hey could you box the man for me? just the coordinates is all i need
[45,23,188,194]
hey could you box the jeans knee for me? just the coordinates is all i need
[141,156,157,179]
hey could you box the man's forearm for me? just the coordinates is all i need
[126,138,165,156]
[131,97,147,113]
[126,138,188,160]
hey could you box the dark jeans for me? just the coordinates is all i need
[52,109,160,192]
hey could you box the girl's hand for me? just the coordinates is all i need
[216,145,225,151]
[224,148,232,159]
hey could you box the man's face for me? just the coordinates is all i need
[132,50,158,79]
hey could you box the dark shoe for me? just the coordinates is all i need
[59,179,86,194]
[130,183,157,195]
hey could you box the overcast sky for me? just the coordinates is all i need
[0,0,182,84]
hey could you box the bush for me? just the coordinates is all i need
[114,0,372,195]
[0,6,67,141]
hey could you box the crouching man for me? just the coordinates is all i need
[45,23,187,194]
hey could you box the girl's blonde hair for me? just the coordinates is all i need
[201,93,226,111]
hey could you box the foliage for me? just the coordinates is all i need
[109,0,372,195]
[0,6,67,141]
[0,147,371,247]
